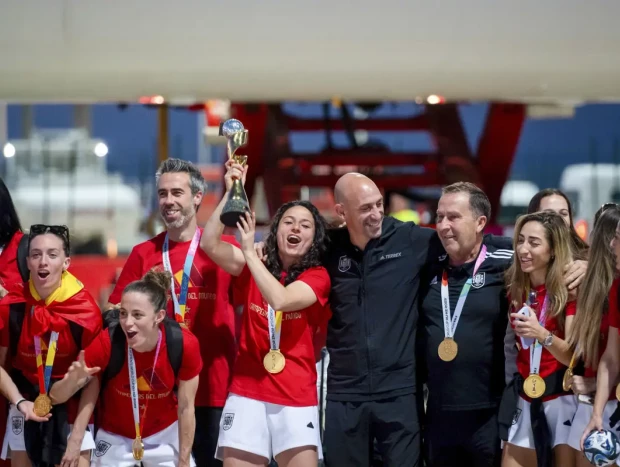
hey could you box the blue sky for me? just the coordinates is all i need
[5,102,620,189]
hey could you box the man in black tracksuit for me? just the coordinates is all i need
[323,173,442,467]
[419,182,513,466]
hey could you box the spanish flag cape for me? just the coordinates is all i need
[1,271,102,343]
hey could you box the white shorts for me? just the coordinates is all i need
[215,393,323,461]
[507,394,578,449]
[568,398,620,465]
[0,405,96,459]
[92,421,196,467]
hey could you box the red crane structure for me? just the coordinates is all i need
[217,101,525,225]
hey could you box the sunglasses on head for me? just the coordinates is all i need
[29,224,71,250]
[29,224,69,238]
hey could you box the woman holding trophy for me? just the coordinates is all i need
[201,120,331,467]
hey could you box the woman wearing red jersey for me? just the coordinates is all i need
[0,177,25,298]
[500,211,578,467]
[0,175,26,467]
[0,224,102,467]
[201,161,331,467]
[562,205,620,466]
[581,209,620,455]
[49,269,202,467]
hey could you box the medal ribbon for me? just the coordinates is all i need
[31,306,59,396]
[440,245,487,340]
[529,295,549,376]
[267,305,283,351]
[162,229,202,323]
[128,330,163,441]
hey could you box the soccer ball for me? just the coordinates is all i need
[584,429,620,466]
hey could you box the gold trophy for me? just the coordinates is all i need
[219,118,250,227]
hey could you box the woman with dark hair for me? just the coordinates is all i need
[0,225,102,467]
[561,205,620,466]
[49,269,202,467]
[528,188,589,259]
[0,176,23,467]
[201,160,331,467]
[0,177,25,297]
[528,189,589,297]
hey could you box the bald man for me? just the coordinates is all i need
[323,173,441,467]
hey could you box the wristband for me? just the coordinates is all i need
[14,398,26,411]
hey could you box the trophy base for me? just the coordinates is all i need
[220,200,250,228]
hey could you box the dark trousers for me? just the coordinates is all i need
[324,393,421,467]
[425,407,501,467]
[192,406,223,467]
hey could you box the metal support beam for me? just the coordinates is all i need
[476,103,526,223]
[287,173,442,189]
[74,104,91,136]
[22,104,34,138]
[254,101,521,224]
[425,103,478,185]
[283,151,439,168]
[158,104,169,164]
[0,102,6,149]
[285,114,429,132]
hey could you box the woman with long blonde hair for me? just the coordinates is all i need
[500,210,578,467]
[564,204,620,466]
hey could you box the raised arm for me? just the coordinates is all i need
[200,160,246,277]
[237,211,320,312]
[50,350,101,405]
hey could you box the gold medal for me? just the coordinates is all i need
[616,383,620,402]
[132,436,145,461]
[438,338,458,362]
[263,349,286,374]
[562,368,573,392]
[523,374,546,399]
[33,394,52,417]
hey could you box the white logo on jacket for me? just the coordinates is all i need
[379,252,402,261]
[472,272,485,289]
[338,255,351,272]
[471,272,485,289]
